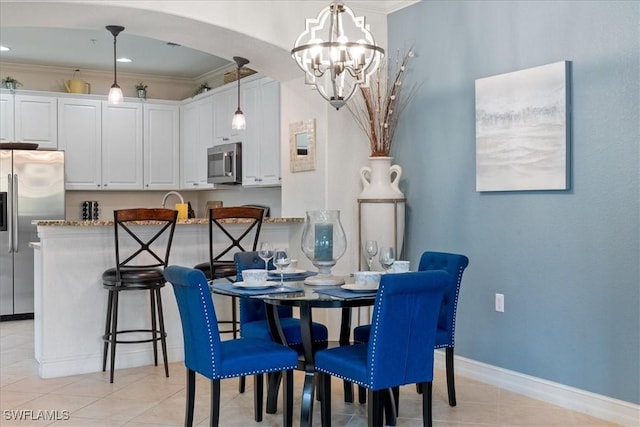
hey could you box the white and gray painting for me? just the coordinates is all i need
[475,61,569,191]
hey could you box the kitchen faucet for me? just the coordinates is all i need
[161,191,184,208]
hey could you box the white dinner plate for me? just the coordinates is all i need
[268,269,308,276]
[341,284,379,292]
[232,281,278,289]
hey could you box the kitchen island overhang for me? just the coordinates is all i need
[32,217,302,379]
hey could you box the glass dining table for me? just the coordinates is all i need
[209,276,377,427]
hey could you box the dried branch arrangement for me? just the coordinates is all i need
[348,48,418,157]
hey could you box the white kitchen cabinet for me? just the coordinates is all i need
[0,93,14,142]
[212,85,242,145]
[144,103,180,190]
[14,94,58,149]
[101,101,143,190]
[58,98,102,190]
[181,96,214,189]
[242,77,281,187]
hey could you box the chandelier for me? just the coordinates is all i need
[291,1,384,110]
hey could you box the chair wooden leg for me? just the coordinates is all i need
[238,376,246,393]
[156,289,169,377]
[231,295,238,339]
[283,370,293,427]
[446,347,456,406]
[343,380,354,402]
[253,374,264,422]
[421,381,433,427]
[368,389,384,427]
[266,371,281,414]
[384,387,398,426]
[358,385,367,403]
[210,379,221,427]
[102,290,114,372]
[149,289,158,366]
[320,373,331,427]
[185,369,195,427]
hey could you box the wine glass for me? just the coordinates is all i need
[379,247,395,273]
[273,248,291,286]
[364,240,378,271]
[258,242,274,271]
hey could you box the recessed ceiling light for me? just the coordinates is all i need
[0,45,10,51]
[117,57,132,63]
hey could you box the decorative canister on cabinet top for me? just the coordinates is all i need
[357,156,406,271]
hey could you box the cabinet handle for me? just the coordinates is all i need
[97,184,100,188]
[193,183,199,186]
[223,137,229,141]
[146,184,149,187]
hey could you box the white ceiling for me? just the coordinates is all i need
[0,1,417,80]
[0,26,232,79]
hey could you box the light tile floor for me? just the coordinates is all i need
[0,320,620,426]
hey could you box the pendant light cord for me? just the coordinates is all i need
[112,34,118,85]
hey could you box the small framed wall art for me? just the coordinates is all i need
[289,119,316,172]
[475,61,571,192]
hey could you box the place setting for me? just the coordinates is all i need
[209,247,303,295]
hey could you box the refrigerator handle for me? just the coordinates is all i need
[7,174,13,253]
[12,174,18,253]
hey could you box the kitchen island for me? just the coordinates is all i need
[32,217,303,378]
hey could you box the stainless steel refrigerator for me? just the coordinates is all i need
[0,150,65,318]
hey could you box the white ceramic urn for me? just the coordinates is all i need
[357,156,406,270]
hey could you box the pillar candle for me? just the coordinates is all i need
[314,224,333,261]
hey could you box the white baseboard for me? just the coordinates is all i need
[38,345,184,379]
[434,350,639,426]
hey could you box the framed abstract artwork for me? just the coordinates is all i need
[475,61,571,191]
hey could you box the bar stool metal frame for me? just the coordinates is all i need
[102,208,178,383]
[194,206,266,338]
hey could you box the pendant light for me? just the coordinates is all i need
[231,56,249,130]
[291,1,384,110]
[106,25,125,105]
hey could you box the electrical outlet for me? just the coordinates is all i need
[495,293,504,312]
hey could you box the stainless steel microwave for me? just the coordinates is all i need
[207,142,242,185]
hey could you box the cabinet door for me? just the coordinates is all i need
[102,101,143,190]
[0,93,14,142]
[181,98,214,189]
[14,95,58,149]
[213,86,242,145]
[144,103,180,190]
[258,78,281,186]
[58,98,102,190]
[242,77,281,187]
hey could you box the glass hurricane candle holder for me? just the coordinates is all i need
[301,210,347,285]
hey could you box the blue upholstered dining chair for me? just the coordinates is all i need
[315,271,452,427]
[163,265,298,427]
[234,251,329,407]
[353,251,470,407]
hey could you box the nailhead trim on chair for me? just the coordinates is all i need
[198,282,297,378]
[315,368,368,387]
[433,264,464,350]
[198,283,217,375]
[369,285,385,386]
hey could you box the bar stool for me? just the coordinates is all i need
[194,206,266,338]
[102,208,178,383]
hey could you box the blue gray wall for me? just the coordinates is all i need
[388,0,639,404]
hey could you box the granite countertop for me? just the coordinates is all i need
[33,217,304,226]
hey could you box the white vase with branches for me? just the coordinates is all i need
[349,48,416,270]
